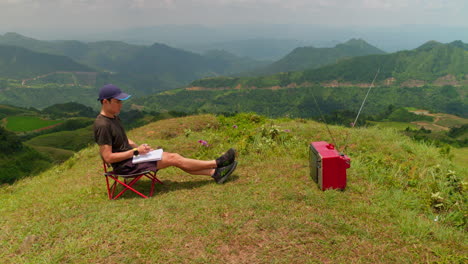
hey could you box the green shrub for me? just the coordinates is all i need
[387,108,434,122]
[0,146,52,184]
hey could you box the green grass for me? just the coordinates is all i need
[25,126,94,152]
[26,145,75,164]
[0,114,466,263]
[0,104,32,116]
[434,115,468,128]
[404,107,419,111]
[5,115,62,132]
[452,147,468,168]
[368,121,418,130]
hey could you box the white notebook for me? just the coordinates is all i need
[132,149,163,164]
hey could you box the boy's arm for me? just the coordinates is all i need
[100,144,151,164]
[128,139,138,148]
[100,145,134,164]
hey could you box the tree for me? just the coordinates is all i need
[0,127,23,154]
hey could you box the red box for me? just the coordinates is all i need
[309,141,350,190]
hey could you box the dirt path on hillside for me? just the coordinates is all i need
[32,123,63,132]
[409,112,463,131]
[412,121,449,131]
[426,114,450,131]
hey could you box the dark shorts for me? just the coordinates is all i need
[113,158,158,175]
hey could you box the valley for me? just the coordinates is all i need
[0,27,466,264]
[1,1,467,262]
[0,33,466,231]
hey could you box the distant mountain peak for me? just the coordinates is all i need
[4,32,24,37]
[150,42,172,49]
[337,38,382,51]
[449,40,468,50]
[2,32,32,41]
[416,40,444,51]
[416,40,466,51]
[253,38,386,75]
[342,38,367,45]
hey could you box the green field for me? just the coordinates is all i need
[452,147,468,168]
[368,121,418,130]
[435,115,468,128]
[25,126,94,152]
[4,116,62,132]
[0,114,466,263]
[26,145,75,164]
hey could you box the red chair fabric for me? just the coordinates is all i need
[102,161,163,199]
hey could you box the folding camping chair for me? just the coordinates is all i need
[102,161,163,199]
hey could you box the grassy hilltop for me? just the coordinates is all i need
[0,114,466,263]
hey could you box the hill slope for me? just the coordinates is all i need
[255,38,386,75]
[0,32,266,82]
[0,33,270,108]
[0,114,465,263]
[0,45,93,79]
[136,85,467,119]
[300,40,468,84]
[192,40,468,88]
[182,38,310,61]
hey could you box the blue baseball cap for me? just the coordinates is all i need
[97,84,131,101]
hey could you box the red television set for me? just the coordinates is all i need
[309,141,350,190]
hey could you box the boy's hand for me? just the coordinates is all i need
[138,144,152,155]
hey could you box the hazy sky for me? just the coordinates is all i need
[1,0,467,32]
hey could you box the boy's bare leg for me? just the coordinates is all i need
[182,168,215,176]
[156,152,216,171]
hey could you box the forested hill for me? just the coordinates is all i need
[0,32,271,108]
[254,38,386,75]
[0,32,266,81]
[191,40,468,89]
[107,43,262,83]
[0,45,93,79]
[300,40,468,84]
[135,40,467,119]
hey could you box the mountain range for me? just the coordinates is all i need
[133,40,467,119]
[252,38,386,75]
[191,40,468,88]
[0,32,466,112]
[0,44,92,79]
[184,38,310,61]
[0,32,268,107]
[23,24,467,54]
[0,32,267,81]
[0,33,388,82]
[0,32,394,109]
[298,40,468,84]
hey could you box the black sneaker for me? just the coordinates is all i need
[212,161,237,184]
[216,148,236,168]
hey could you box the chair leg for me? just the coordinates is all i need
[106,176,118,200]
[105,172,163,200]
[145,172,163,197]
[149,177,156,197]
[153,173,164,184]
[106,175,149,199]
[113,175,149,199]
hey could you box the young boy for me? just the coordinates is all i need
[94,84,237,184]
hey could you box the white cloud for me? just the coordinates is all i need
[129,0,176,9]
[362,0,397,9]
[423,0,455,9]
[5,0,27,4]
[0,0,466,32]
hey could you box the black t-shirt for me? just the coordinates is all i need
[93,114,132,168]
